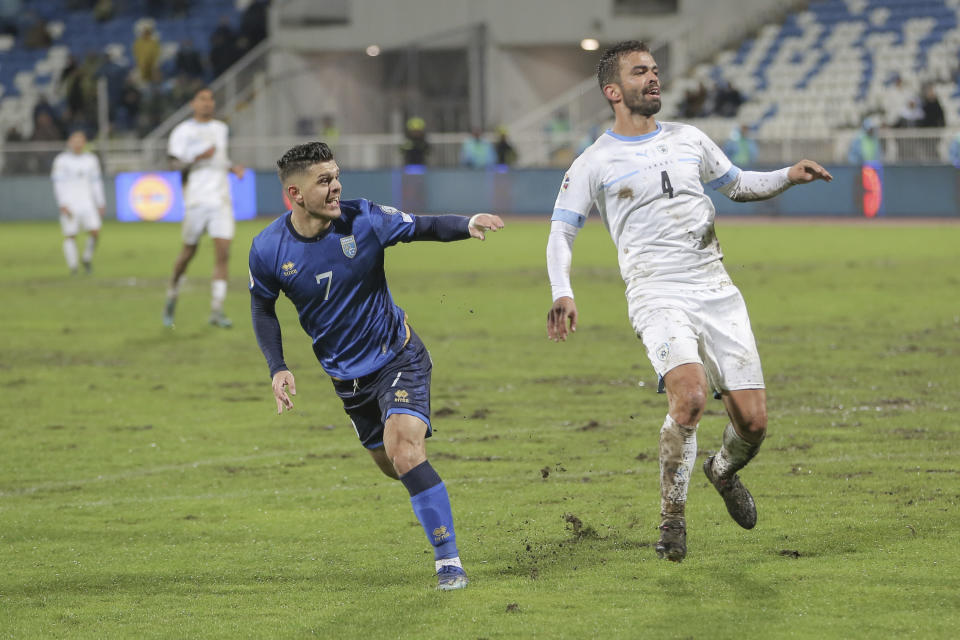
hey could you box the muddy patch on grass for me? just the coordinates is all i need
[469,408,491,419]
[110,424,153,432]
[779,549,801,558]
[434,406,457,417]
[563,513,599,540]
[577,420,601,431]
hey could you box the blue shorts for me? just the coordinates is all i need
[331,330,432,449]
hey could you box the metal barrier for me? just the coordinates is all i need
[2,129,959,176]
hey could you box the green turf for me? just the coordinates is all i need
[1,218,958,639]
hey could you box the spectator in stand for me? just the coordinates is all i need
[93,0,114,22]
[495,126,516,166]
[28,112,64,173]
[23,10,52,50]
[174,38,206,80]
[98,48,129,126]
[33,96,64,137]
[919,84,945,128]
[681,81,709,118]
[723,124,758,168]
[460,128,495,169]
[401,116,430,167]
[0,0,21,38]
[117,71,142,131]
[948,132,960,168]
[209,18,242,77]
[545,109,573,167]
[133,22,162,84]
[320,114,340,147]
[240,0,269,51]
[714,81,744,118]
[847,116,882,165]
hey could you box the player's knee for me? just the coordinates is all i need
[672,387,707,425]
[388,439,426,476]
[737,408,767,441]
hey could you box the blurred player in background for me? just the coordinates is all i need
[51,130,105,275]
[249,141,503,590]
[545,41,832,562]
[163,87,244,328]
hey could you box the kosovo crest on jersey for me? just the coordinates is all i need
[340,235,357,258]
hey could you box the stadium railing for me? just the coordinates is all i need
[1,128,957,175]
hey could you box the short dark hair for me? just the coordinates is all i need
[276,141,335,182]
[597,40,651,94]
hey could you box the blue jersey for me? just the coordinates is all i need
[248,198,421,380]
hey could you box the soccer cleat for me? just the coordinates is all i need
[655,518,686,562]
[82,260,92,275]
[162,299,176,328]
[436,565,469,591]
[208,310,233,328]
[703,455,757,529]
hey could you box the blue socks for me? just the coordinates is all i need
[401,460,459,560]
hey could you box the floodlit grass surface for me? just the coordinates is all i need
[1,217,958,639]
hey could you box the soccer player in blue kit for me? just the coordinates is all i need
[248,142,504,590]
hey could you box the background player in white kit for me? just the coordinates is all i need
[545,41,832,562]
[51,130,105,275]
[163,87,244,328]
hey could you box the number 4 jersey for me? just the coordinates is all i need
[248,199,417,380]
[552,122,742,291]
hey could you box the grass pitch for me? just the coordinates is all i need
[1,217,958,639]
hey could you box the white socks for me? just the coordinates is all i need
[82,235,97,264]
[211,279,227,312]
[659,415,698,520]
[63,238,78,271]
[713,422,762,479]
[436,556,463,572]
[166,276,184,301]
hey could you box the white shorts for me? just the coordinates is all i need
[629,284,765,394]
[182,204,234,245]
[60,207,101,236]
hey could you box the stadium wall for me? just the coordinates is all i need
[3,167,958,222]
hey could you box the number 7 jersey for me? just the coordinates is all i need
[248,199,417,380]
[552,121,742,290]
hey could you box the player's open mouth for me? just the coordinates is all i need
[645,86,660,96]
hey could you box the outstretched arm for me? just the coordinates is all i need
[720,160,832,202]
[251,294,296,413]
[411,213,504,241]
[546,220,579,342]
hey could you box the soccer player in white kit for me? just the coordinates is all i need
[51,130,105,275]
[545,41,832,562]
[163,87,244,328]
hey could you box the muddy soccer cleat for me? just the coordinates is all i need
[655,518,686,562]
[436,564,469,591]
[703,455,757,529]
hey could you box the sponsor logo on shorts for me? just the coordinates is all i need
[394,389,409,403]
[656,342,670,362]
[340,235,357,258]
[281,261,298,276]
[433,526,451,543]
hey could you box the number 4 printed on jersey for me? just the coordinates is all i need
[661,171,675,199]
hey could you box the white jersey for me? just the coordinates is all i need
[552,121,741,291]
[167,118,232,210]
[51,151,105,213]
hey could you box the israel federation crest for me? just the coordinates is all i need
[340,235,357,259]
